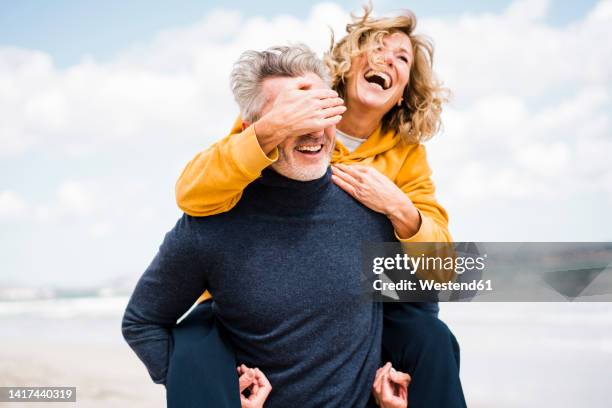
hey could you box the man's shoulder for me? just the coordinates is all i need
[167,213,220,241]
[326,183,394,231]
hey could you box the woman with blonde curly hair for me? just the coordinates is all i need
[168,5,465,408]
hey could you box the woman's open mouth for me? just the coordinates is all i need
[364,70,392,90]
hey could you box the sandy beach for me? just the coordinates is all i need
[0,298,165,407]
[1,298,611,407]
[0,341,164,407]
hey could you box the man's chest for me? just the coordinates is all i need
[206,230,366,325]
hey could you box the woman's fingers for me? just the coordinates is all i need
[372,362,411,408]
[331,165,362,186]
[372,366,385,405]
[251,381,259,398]
[331,167,359,193]
[334,163,364,179]
[320,105,347,119]
[381,372,398,403]
[240,393,251,407]
[377,364,390,397]
[389,367,411,387]
[252,368,272,403]
[320,115,343,128]
[238,366,255,392]
[319,96,345,109]
[373,366,383,391]
[302,88,339,100]
[255,368,272,388]
[331,174,357,198]
[237,366,273,408]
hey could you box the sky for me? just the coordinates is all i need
[1,0,611,288]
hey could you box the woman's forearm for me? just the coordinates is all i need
[385,197,422,240]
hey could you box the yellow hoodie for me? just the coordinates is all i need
[177,118,450,239]
[176,118,451,301]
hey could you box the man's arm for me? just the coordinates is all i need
[121,214,209,385]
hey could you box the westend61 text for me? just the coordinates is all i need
[373,279,493,292]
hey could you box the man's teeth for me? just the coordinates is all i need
[296,145,323,152]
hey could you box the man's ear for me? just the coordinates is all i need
[242,121,250,131]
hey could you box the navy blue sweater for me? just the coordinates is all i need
[122,168,396,407]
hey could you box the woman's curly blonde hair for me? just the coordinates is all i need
[324,5,449,143]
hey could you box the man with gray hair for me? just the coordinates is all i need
[122,44,399,407]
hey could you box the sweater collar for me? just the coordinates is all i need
[250,167,333,212]
[259,167,332,193]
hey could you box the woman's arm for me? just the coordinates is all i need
[331,144,451,243]
[392,143,452,243]
[176,117,279,216]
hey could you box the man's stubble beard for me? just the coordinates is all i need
[271,147,332,182]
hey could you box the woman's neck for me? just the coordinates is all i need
[337,104,384,139]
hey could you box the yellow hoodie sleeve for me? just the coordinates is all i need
[393,144,452,243]
[176,118,279,216]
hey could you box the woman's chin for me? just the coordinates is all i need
[354,92,393,113]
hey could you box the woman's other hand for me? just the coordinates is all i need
[331,164,421,239]
[237,364,272,408]
[372,362,411,407]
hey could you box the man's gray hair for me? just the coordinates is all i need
[230,44,331,122]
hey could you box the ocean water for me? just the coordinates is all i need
[440,302,612,408]
[1,296,611,407]
[1,296,129,346]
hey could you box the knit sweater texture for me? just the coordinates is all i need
[122,168,396,407]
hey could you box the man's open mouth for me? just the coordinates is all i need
[295,144,324,155]
[364,70,392,90]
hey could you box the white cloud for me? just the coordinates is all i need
[32,180,102,222]
[423,0,612,101]
[417,2,612,236]
[0,191,28,218]
[90,221,113,238]
[505,0,550,21]
[592,1,612,20]
[57,180,100,217]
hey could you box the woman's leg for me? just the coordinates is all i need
[382,302,466,408]
[166,300,241,408]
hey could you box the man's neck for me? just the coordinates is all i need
[245,167,333,215]
[258,167,331,191]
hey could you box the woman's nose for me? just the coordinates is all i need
[383,51,394,65]
[374,50,394,66]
